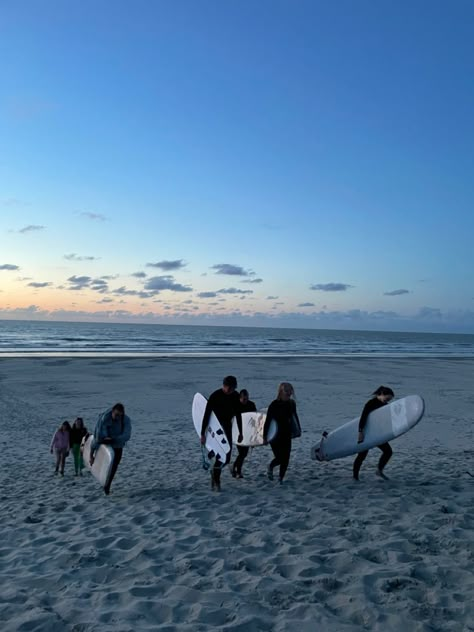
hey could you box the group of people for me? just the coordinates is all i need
[50,379,395,496]
[49,403,132,495]
[200,376,395,491]
[50,417,88,476]
[200,375,302,491]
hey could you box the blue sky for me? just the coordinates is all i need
[1,0,474,332]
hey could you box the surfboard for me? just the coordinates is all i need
[311,395,425,462]
[81,434,114,487]
[192,393,231,462]
[232,411,278,446]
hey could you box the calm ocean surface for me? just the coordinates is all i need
[1,320,474,357]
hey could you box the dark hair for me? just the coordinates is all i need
[62,420,72,430]
[112,403,125,414]
[372,386,394,397]
[223,375,237,389]
[240,389,249,398]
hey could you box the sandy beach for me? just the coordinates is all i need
[0,356,473,631]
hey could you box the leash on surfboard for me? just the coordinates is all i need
[200,445,225,472]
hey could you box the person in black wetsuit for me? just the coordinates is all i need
[232,389,257,479]
[201,376,243,491]
[263,382,300,485]
[353,386,395,481]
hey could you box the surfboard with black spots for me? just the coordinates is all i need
[192,392,231,462]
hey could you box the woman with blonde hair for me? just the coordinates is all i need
[263,382,301,484]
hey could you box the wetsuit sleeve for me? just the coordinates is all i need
[201,396,214,436]
[358,399,383,432]
[292,401,301,429]
[235,404,243,437]
[249,401,257,412]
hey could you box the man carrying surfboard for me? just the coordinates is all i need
[90,403,132,495]
[201,376,243,491]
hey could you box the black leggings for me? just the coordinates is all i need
[233,446,249,474]
[269,437,292,481]
[353,442,392,480]
[105,447,123,493]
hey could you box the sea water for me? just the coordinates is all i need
[1,319,474,357]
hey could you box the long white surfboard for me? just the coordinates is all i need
[232,412,278,446]
[81,434,115,487]
[311,395,425,462]
[192,393,231,462]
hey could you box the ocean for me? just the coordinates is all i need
[1,319,474,357]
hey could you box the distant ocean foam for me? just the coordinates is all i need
[1,320,474,357]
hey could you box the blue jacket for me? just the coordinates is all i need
[93,408,132,449]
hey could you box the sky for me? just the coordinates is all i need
[1,0,474,333]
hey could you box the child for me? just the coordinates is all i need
[70,417,88,476]
[50,421,71,476]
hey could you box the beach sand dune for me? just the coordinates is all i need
[0,358,473,631]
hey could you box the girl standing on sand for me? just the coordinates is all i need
[353,386,395,481]
[70,417,88,476]
[263,382,301,484]
[50,421,71,476]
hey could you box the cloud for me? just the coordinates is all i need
[217,288,253,295]
[146,260,186,271]
[198,291,218,298]
[90,279,109,293]
[211,264,252,276]
[18,225,45,234]
[80,211,107,221]
[144,275,192,293]
[112,286,153,299]
[27,282,51,288]
[131,272,147,278]
[242,278,263,284]
[1,264,20,271]
[384,289,410,296]
[298,302,315,307]
[64,253,99,262]
[310,283,353,292]
[266,295,279,300]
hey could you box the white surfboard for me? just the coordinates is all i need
[232,411,278,446]
[311,395,425,462]
[81,434,115,487]
[192,393,231,462]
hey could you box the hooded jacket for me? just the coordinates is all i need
[93,408,132,449]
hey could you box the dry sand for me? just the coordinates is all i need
[0,357,473,631]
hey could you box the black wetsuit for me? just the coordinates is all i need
[264,399,300,482]
[201,389,242,484]
[232,399,257,476]
[353,397,393,480]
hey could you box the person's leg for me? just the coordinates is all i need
[55,449,61,473]
[278,439,292,482]
[104,448,123,494]
[376,443,392,478]
[72,444,80,474]
[353,450,369,480]
[59,449,66,475]
[268,442,281,480]
[233,446,249,477]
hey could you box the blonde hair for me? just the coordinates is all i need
[277,382,295,400]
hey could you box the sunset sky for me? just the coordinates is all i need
[1,0,474,332]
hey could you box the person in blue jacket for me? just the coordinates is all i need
[90,402,132,495]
